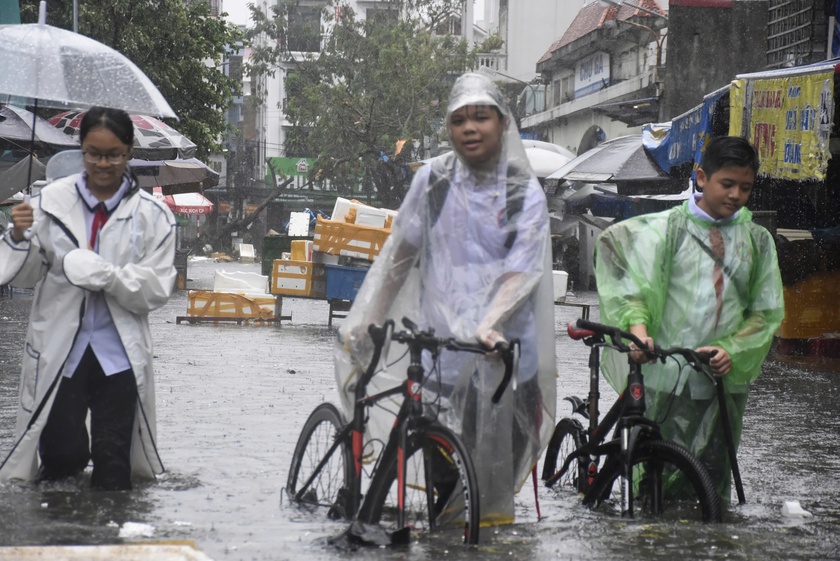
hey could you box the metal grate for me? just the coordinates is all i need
[766,0,820,69]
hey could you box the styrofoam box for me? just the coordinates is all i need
[213,270,269,296]
[288,211,310,236]
[552,270,568,303]
[331,197,398,227]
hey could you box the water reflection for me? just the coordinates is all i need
[0,261,838,560]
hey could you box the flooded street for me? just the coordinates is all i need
[1,258,839,560]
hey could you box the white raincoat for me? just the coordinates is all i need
[336,73,556,524]
[0,173,176,482]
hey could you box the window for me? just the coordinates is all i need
[366,8,398,26]
[288,6,322,53]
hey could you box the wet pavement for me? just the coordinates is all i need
[1,258,839,560]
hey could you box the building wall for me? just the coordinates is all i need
[661,0,769,120]
[506,0,585,82]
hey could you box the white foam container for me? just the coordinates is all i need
[552,270,569,303]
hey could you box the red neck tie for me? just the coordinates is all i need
[90,204,108,250]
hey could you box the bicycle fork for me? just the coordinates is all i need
[619,364,646,517]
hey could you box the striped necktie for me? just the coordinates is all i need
[709,226,725,329]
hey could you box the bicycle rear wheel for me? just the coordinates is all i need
[542,417,587,494]
[286,402,354,519]
[583,438,723,523]
[360,424,481,545]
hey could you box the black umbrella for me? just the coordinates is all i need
[547,135,684,195]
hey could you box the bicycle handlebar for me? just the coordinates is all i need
[569,318,716,369]
[367,318,520,404]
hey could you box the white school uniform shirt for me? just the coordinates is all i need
[63,173,132,378]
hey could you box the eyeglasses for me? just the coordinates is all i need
[82,151,128,165]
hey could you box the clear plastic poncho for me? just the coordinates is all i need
[594,202,784,500]
[336,73,556,524]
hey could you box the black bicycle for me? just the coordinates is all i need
[286,317,518,546]
[541,318,723,523]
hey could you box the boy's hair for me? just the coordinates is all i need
[700,136,759,178]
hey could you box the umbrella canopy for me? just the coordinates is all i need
[51,111,196,160]
[0,23,176,118]
[130,158,219,192]
[0,105,78,149]
[522,139,576,161]
[0,155,45,201]
[525,146,572,178]
[156,190,214,215]
[547,135,684,195]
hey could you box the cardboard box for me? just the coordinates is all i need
[313,215,391,262]
[270,259,326,297]
[290,239,313,262]
[325,264,368,301]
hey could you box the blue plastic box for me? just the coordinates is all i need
[325,264,368,301]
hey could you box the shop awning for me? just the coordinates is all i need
[590,96,660,127]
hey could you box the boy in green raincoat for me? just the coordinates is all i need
[594,136,784,501]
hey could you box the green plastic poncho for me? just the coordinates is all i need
[595,201,784,501]
[335,73,556,525]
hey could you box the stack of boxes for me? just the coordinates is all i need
[269,199,396,301]
[315,198,397,302]
[270,237,326,298]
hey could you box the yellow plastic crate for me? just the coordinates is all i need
[187,291,275,320]
[312,215,390,261]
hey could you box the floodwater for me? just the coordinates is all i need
[1,258,839,560]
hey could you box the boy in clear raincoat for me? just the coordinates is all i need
[336,73,556,524]
[594,136,784,501]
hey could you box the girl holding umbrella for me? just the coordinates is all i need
[0,107,176,490]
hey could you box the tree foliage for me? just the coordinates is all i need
[246,0,477,209]
[19,0,243,160]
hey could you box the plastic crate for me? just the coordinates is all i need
[325,264,368,301]
[313,215,391,261]
[271,260,326,298]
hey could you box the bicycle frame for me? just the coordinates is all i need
[548,333,660,494]
[546,318,719,519]
[293,318,516,533]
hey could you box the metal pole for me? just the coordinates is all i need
[715,377,746,504]
[73,0,78,32]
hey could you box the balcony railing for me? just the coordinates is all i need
[476,52,508,72]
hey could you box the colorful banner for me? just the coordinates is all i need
[729,72,834,181]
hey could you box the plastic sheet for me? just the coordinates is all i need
[595,202,784,500]
[335,73,556,523]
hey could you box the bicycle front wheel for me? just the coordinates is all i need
[286,402,354,519]
[360,424,481,545]
[583,438,723,523]
[542,417,587,494]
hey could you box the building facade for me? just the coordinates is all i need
[522,0,668,156]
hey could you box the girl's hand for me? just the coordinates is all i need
[11,202,34,242]
[697,345,731,376]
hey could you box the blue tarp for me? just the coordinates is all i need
[643,85,730,174]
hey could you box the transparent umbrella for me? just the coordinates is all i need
[0,22,176,118]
